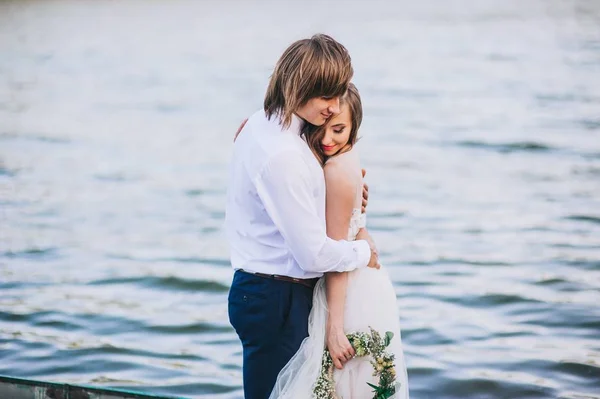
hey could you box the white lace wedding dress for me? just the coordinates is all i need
[269,150,409,399]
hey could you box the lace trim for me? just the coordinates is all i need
[347,209,367,241]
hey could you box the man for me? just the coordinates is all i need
[226,34,379,399]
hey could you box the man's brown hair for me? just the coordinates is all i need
[264,34,353,128]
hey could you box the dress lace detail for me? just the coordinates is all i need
[347,209,367,241]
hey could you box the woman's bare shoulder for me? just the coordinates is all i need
[323,149,362,191]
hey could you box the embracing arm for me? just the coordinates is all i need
[254,152,375,273]
[323,161,360,369]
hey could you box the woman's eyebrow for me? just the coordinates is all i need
[330,123,345,127]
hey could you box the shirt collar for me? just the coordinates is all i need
[289,113,304,135]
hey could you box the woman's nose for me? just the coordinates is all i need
[322,132,333,145]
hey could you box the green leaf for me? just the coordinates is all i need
[384,331,394,347]
[367,382,386,396]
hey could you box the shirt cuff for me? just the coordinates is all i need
[353,240,371,268]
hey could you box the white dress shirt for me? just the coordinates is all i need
[225,110,371,279]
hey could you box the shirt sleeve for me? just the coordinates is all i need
[254,151,371,273]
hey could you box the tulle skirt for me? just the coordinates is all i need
[270,266,409,399]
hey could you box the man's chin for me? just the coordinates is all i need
[313,116,328,126]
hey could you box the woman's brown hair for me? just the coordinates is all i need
[264,34,353,128]
[302,83,363,165]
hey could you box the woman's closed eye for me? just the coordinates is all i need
[333,127,345,134]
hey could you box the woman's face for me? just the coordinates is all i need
[320,103,352,156]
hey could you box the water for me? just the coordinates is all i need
[1,0,599,398]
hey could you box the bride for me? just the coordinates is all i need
[269,84,409,399]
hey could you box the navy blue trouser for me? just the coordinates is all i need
[228,270,314,399]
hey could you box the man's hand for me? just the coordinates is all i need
[234,118,249,142]
[361,168,369,214]
[327,324,355,370]
[356,228,380,269]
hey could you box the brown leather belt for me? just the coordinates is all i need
[240,269,319,289]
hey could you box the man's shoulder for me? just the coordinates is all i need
[246,109,285,134]
[246,109,267,126]
[234,110,269,146]
[244,110,302,150]
[235,110,304,173]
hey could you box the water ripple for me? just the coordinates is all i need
[456,140,555,153]
[1,1,599,398]
[89,276,229,293]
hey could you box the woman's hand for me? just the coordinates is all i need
[326,323,355,370]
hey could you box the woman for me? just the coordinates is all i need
[269,84,409,398]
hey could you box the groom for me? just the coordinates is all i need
[226,34,379,399]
